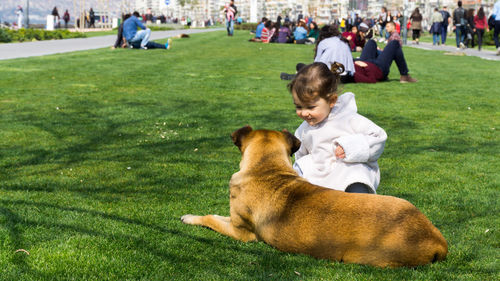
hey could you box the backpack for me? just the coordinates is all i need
[440,10,449,24]
[455,8,466,25]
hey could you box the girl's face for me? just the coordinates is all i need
[292,93,335,126]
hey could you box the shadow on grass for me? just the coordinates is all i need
[0,207,32,272]
[0,197,329,279]
[0,95,310,278]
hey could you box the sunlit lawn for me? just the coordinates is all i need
[0,30,498,280]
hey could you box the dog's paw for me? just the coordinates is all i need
[181,214,197,224]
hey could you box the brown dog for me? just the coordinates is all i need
[181,126,448,268]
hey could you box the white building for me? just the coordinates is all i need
[134,0,498,25]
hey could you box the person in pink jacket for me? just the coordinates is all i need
[473,7,489,51]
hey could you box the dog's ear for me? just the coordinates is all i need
[231,125,253,151]
[282,129,301,156]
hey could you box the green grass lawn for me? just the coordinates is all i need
[0,30,499,280]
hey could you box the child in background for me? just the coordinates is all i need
[260,21,271,43]
[342,25,358,51]
[288,62,387,193]
[395,19,401,34]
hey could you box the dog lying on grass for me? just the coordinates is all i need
[181,126,448,267]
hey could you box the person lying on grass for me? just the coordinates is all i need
[288,62,387,194]
[281,24,417,83]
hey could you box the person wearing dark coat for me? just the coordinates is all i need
[89,8,96,28]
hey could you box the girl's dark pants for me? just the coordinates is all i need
[476,28,485,50]
[345,183,372,194]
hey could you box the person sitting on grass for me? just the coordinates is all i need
[293,20,309,44]
[386,21,403,46]
[112,13,130,49]
[277,22,293,43]
[307,21,320,43]
[288,62,387,193]
[281,25,355,81]
[342,25,358,51]
[354,22,372,51]
[122,11,171,50]
[260,20,272,43]
[249,17,267,41]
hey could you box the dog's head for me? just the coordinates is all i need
[231,125,301,157]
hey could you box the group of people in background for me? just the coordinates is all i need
[449,1,491,51]
[50,6,84,29]
[337,2,499,53]
[408,2,499,52]
[250,16,320,44]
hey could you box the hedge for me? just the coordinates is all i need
[0,28,12,43]
[0,28,87,43]
[234,23,259,31]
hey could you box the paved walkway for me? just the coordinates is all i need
[0,28,223,60]
[405,41,500,61]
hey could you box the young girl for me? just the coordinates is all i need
[288,62,387,194]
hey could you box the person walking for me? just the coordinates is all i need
[473,7,488,51]
[52,6,60,29]
[430,8,443,45]
[224,0,237,36]
[493,0,500,55]
[410,8,423,44]
[465,9,476,48]
[89,8,95,28]
[453,1,467,49]
[440,6,452,45]
[15,5,23,29]
[63,10,70,29]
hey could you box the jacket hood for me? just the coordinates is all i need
[328,92,357,121]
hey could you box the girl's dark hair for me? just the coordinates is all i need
[411,8,422,20]
[314,24,349,57]
[310,21,318,31]
[287,62,344,104]
[477,7,485,19]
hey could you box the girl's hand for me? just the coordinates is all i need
[335,145,345,159]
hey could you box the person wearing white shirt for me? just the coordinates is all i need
[288,62,387,194]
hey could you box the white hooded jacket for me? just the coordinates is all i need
[293,92,387,193]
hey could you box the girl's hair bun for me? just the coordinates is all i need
[330,62,345,75]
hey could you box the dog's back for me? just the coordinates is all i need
[251,178,448,267]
